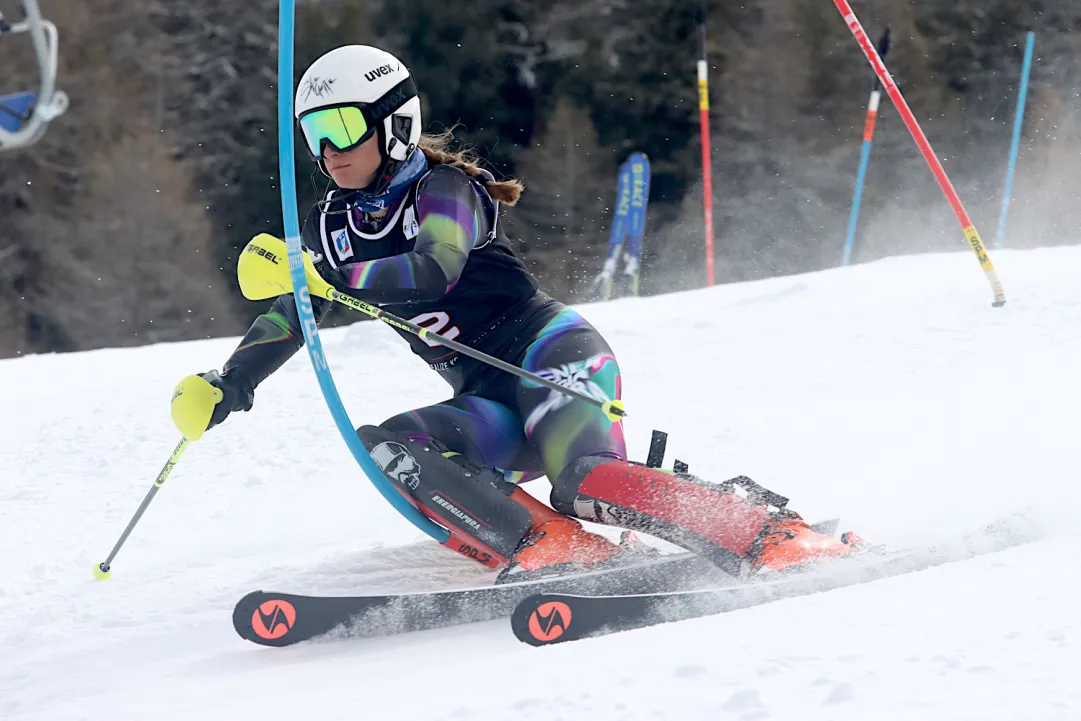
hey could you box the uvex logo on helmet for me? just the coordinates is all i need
[364,64,400,82]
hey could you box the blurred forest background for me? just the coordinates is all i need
[2,0,1081,357]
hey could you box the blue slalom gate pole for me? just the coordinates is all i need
[277,0,449,542]
[842,27,890,267]
[995,31,1035,250]
[842,137,875,267]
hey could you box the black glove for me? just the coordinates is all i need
[199,369,255,431]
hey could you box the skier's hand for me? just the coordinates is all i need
[238,234,342,300]
[170,370,254,441]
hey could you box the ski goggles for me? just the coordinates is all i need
[297,76,418,158]
[298,105,373,157]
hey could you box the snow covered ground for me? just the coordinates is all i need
[2,246,1079,720]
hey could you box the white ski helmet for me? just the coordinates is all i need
[295,45,422,185]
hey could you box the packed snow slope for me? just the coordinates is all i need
[2,246,1080,720]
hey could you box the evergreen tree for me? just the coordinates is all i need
[510,96,615,301]
[7,0,1081,356]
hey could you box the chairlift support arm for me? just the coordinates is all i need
[0,0,69,152]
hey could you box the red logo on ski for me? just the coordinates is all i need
[527,601,572,642]
[251,599,297,640]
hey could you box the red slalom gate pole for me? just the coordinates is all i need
[833,0,1006,307]
[697,5,715,286]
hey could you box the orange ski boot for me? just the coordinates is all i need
[749,511,857,574]
[497,516,625,584]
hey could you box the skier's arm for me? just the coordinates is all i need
[221,292,331,389]
[220,211,335,390]
[169,293,329,439]
[335,164,483,303]
[176,216,332,437]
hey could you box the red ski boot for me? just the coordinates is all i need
[497,516,624,584]
[748,510,856,574]
[556,455,859,577]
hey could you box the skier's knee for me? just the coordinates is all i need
[355,424,384,451]
[360,423,437,450]
[379,411,425,436]
[358,424,417,452]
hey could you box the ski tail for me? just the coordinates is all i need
[234,591,347,647]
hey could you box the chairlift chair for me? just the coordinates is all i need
[0,0,68,152]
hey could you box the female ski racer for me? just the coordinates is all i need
[174,45,852,582]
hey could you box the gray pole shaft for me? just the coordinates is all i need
[330,290,627,418]
[99,438,188,572]
[100,484,163,570]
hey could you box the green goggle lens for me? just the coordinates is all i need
[299,106,370,156]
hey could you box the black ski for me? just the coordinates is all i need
[233,517,838,646]
[510,515,1038,646]
[233,550,724,647]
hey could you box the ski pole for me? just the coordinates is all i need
[237,234,627,421]
[93,437,189,580]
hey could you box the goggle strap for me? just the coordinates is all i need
[364,75,418,126]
